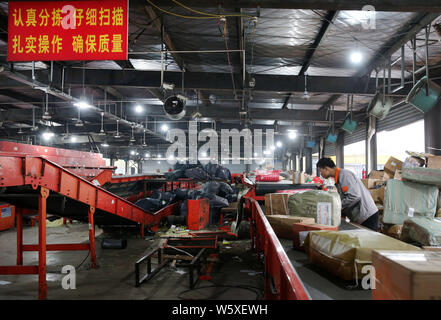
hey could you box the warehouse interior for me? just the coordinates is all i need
[0,0,441,302]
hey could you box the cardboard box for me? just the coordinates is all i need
[292,222,338,250]
[386,224,403,239]
[291,171,307,184]
[372,250,441,300]
[403,156,425,168]
[266,215,315,240]
[361,179,383,189]
[369,186,385,204]
[427,156,441,169]
[264,193,290,216]
[384,157,403,177]
[368,170,390,181]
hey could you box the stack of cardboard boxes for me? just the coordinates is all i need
[361,156,403,208]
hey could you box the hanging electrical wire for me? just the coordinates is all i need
[221,19,238,100]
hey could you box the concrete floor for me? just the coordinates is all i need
[0,222,264,300]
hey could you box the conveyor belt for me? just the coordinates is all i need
[280,221,372,300]
[0,153,178,227]
[254,182,318,196]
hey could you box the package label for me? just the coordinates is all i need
[1,207,11,218]
[317,202,332,225]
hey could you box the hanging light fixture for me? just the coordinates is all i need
[18,127,24,135]
[303,74,311,100]
[129,124,136,143]
[141,129,147,147]
[30,106,38,131]
[75,107,84,127]
[99,112,106,135]
[42,93,51,120]
[114,119,121,138]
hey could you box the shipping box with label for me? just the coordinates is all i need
[266,215,315,240]
[384,157,403,177]
[264,193,290,216]
[372,250,441,300]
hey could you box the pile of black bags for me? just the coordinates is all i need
[164,163,232,181]
[135,172,238,225]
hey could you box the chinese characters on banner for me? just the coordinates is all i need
[8,0,128,61]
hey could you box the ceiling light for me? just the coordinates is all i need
[254,152,258,157]
[70,136,78,143]
[202,152,207,157]
[157,154,162,158]
[276,141,282,147]
[74,100,92,109]
[350,51,363,64]
[134,104,143,114]
[42,130,54,141]
[145,153,150,158]
[270,145,276,151]
[130,150,136,155]
[288,131,297,140]
[162,82,175,90]
[157,161,161,164]
[263,150,270,155]
[101,142,109,147]
[42,111,51,120]
[161,124,168,132]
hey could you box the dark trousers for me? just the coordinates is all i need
[361,211,379,231]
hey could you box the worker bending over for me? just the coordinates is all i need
[316,158,379,231]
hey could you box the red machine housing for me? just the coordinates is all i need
[187,199,210,231]
[0,203,15,231]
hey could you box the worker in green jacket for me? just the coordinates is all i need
[316,158,379,231]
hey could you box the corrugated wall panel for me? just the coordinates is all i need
[377,103,424,133]
[343,122,367,146]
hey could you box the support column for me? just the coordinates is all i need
[336,132,344,168]
[291,153,296,171]
[305,148,313,175]
[88,207,97,269]
[38,187,49,300]
[425,102,441,155]
[298,150,304,172]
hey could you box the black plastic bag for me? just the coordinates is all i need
[185,167,211,180]
[173,188,190,200]
[225,194,238,203]
[202,181,220,195]
[215,167,232,181]
[135,198,168,213]
[218,182,234,197]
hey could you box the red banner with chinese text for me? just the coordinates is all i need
[8,0,128,61]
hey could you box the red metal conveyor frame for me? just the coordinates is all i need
[244,196,311,300]
[0,152,179,299]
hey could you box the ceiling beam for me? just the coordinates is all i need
[18,68,389,95]
[299,11,338,77]
[132,0,441,12]
[4,105,360,123]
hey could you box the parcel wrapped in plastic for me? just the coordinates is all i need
[304,229,420,281]
[401,217,441,246]
[288,190,341,226]
[383,179,438,224]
